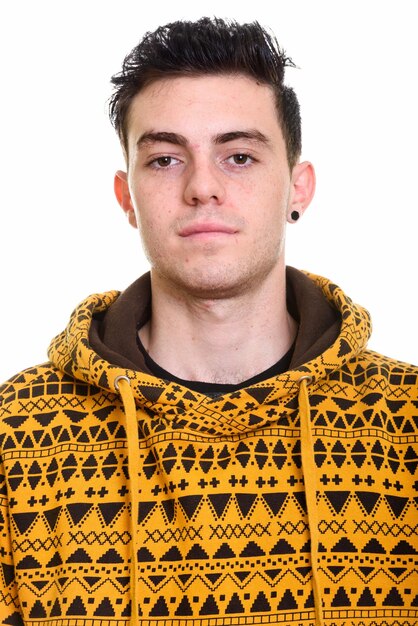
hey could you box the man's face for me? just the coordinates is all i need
[116,74,313,298]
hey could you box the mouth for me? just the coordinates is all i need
[179,222,239,237]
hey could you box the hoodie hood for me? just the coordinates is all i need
[49,268,371,427]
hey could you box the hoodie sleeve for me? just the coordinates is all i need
[0,455,22,622]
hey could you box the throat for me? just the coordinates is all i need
[140,266,297,385]
[137,332,295,393]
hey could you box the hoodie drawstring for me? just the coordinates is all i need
[298,376,324,626]
[114,373,323,626]
[115,376,140,626]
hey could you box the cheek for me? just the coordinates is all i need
[240,169,289,201]
[268,177,291,216]
[252,193,289,241]
[133,180,178,222]
[137,214,163,242]
[134,200,171,250]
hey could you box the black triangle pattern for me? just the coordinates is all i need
[0,332,417,622]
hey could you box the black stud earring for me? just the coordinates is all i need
[291,210,300,222]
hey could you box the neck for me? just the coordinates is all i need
[139,264,296,384]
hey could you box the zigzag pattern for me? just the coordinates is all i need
[68,530,132,545]
[1,274,418,625]
[353,520,418,537]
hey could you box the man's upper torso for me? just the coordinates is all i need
[1,268,417,625]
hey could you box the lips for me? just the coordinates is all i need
[179,222,238,237]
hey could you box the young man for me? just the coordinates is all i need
[0,17,417,626]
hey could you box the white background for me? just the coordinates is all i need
[0,0,417,382]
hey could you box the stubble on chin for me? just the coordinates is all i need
[152,253,282,301]
[143,223,286,301]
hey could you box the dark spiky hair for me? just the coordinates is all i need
[109,17,301,169]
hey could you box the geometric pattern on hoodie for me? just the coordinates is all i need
[0,272,417,625]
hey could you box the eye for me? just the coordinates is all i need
[155,156,174,167]
[148,155,181,169]
[227,153,254,166]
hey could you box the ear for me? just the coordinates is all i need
[287,161,316,223]
[114,170,138,228]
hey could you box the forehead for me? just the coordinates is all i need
[125,74,283,146]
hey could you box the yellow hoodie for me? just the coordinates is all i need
[0,268,417,626]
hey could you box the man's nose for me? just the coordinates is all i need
[183,160,226,206]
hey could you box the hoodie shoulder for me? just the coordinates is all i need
[0,363,90,424]
[0,362,59,397]
[339,348,418,409]
[352,348,418,376]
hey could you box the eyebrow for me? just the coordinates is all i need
[136,129,271,149]
[214,130,270,146]
[137,131,188,148]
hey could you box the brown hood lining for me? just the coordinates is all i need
[89,267,341,374]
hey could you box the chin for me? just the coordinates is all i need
[150,247,283,297]
[160,264,269,300]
